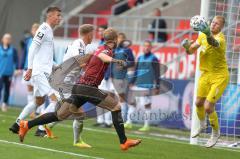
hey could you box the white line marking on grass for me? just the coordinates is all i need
[0,139,104,159]
[58,124,240,153]
[1,113,240,153]
[59,124,191,144]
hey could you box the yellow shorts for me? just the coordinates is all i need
[197,71,229,103]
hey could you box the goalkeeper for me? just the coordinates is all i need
[181,15,229,148]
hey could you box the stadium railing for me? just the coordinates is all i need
[54,14,195,45]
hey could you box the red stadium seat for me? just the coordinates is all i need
[177,19,191,30]
[96,10,111,26]
[170,19,197,44]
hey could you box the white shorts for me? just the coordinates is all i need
[135,96,151,106]
[129,86,152,105]
[21,70,33,85]
[98,79,115,92]
[112,78,128,94]
[32,73,54,97]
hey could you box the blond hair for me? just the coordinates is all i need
[78,24,94,36]
[32,23,40,29]
[103,28,118,43]
[214,15,225,26]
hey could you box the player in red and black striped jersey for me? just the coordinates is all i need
[18,28,141,151]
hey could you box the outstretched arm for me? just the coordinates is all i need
[98,52,127,67]
[181,39,200,54]
[198,21,220,47]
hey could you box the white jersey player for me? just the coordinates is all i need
[46,24,95,148]
[9,7,62,137]
[62,38,86,86]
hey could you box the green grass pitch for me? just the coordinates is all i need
[0,107,239,159]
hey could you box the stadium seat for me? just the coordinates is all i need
[177,19,191,30]
[171,19,197,44]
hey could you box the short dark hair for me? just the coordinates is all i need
[46,6,61,14]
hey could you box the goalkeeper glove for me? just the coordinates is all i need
[181,39,195,54]
[199,21,211,37]
[181,39,191,51]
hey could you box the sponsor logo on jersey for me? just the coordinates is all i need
[78,48,85,55]
[36,32,44,40]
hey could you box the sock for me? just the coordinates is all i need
[73,119,83,144]
[35,104,45,115]
[28,112,59,129]
[40,104,46,114]
[111,110,127,144]
[16,101,36,125]
[96,107,105,124]
[27,91,33,104]
[126,105,135,124]
[38,125,45,131]
[196,106,205,121]
[37,102,57,130]
[43,101,56,114]
[208,111,219,131]
[120,102,127,121]
[144,109,151,127]
[104,111,112,125]
[47,122,58,129]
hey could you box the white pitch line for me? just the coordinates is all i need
[1,113,240,153]
[58,124,240,153]
[0,139,104,159]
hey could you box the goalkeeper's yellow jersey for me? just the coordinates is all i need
[196,32,228,73]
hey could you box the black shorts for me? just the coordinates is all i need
[66,84,108,108]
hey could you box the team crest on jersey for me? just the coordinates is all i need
[36,32,44,40]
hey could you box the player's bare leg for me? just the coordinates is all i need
[68,106,92,148]
[139,103,151,132]
[118,92,128,123]
[124,92,135,129]
[27,85,34,105]
[34,96,49,136]
[40,93,58,138]
[205,100,220,148]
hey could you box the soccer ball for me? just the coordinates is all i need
[190,15,208,31]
